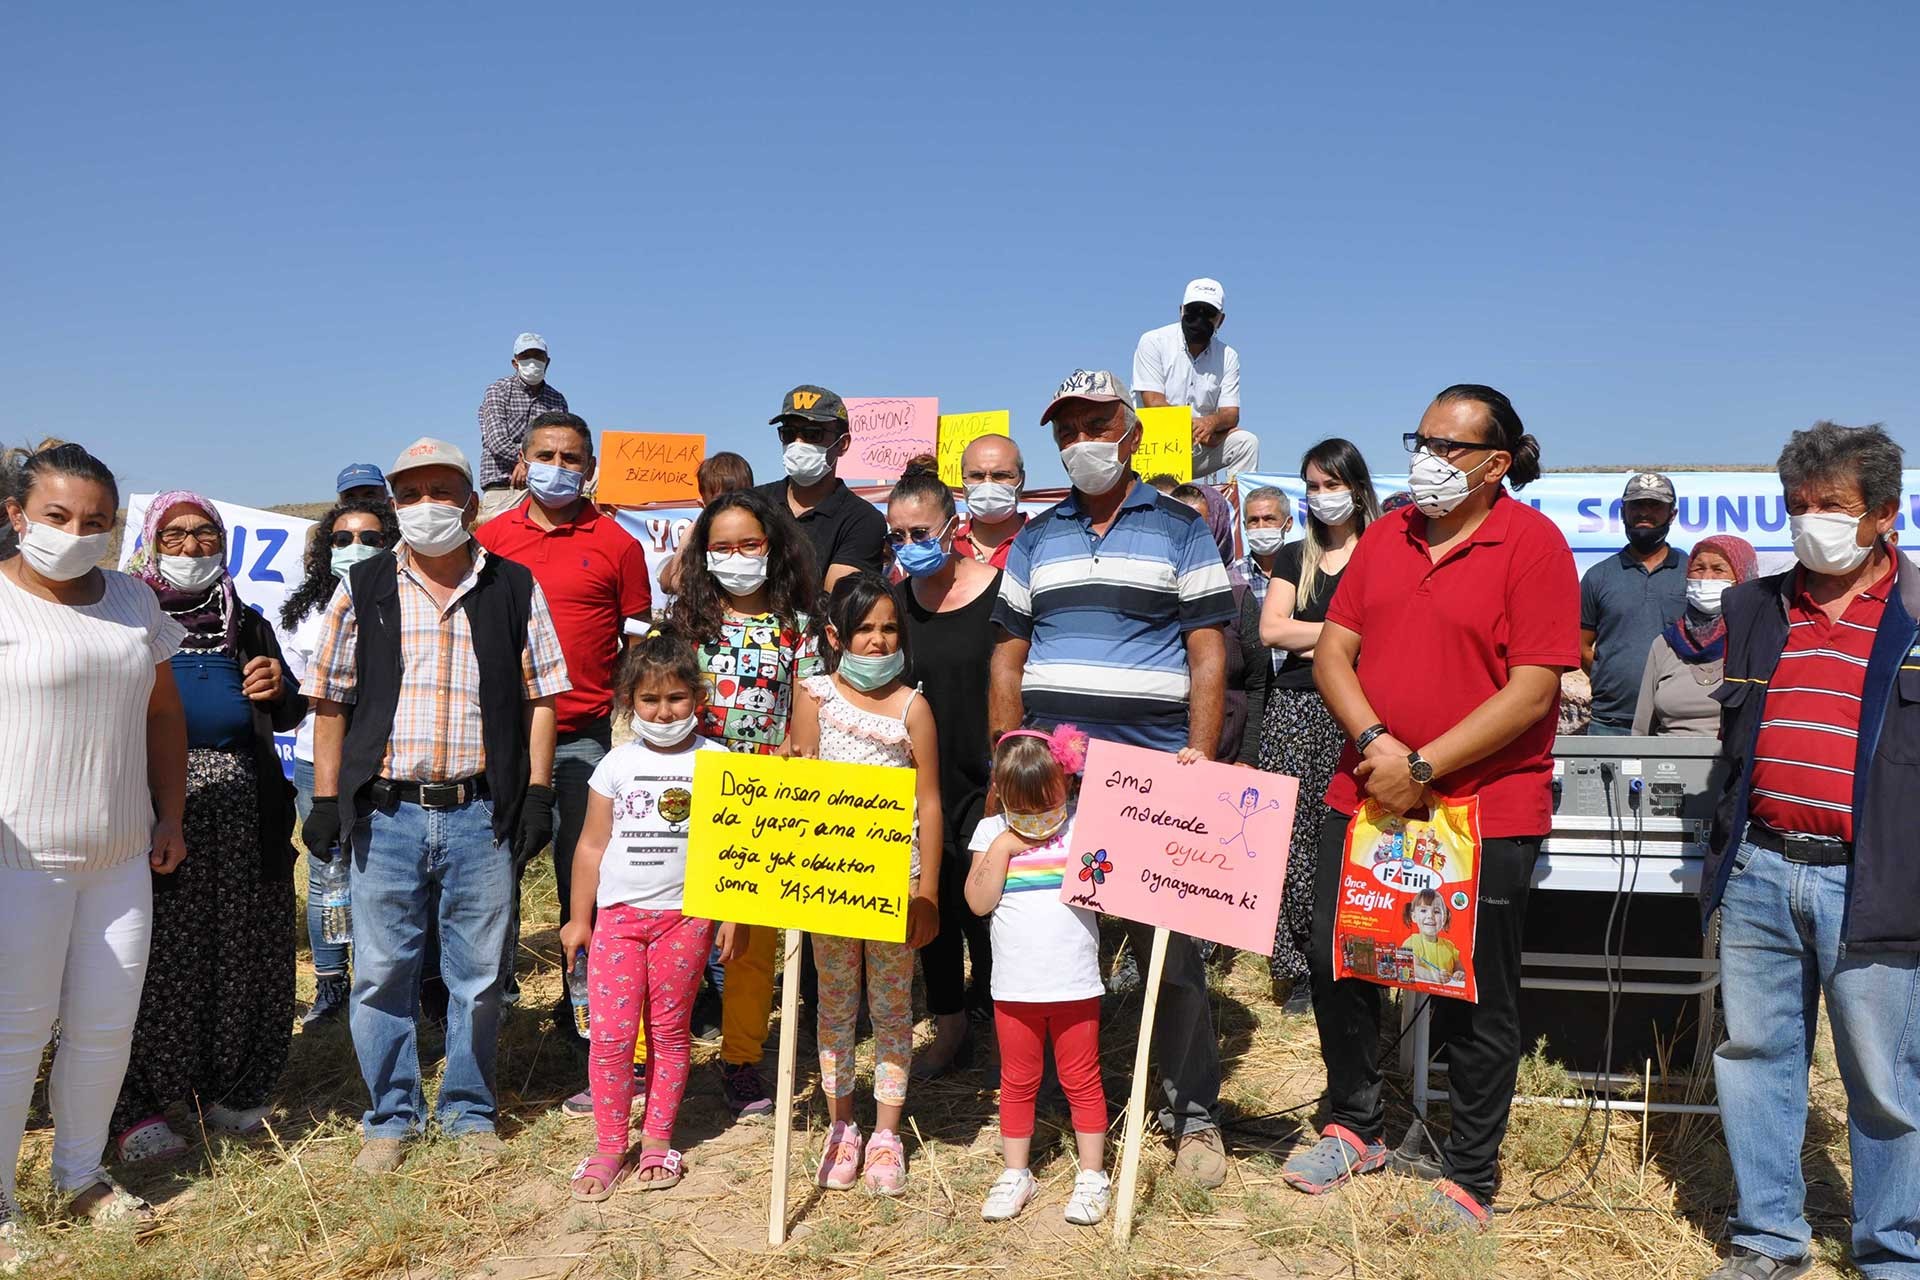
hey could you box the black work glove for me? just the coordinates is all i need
[302,797,342,863]
[513,784,556,872]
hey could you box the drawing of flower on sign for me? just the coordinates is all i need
[1079,849,1113,885]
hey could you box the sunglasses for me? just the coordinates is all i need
[329,530,390,549]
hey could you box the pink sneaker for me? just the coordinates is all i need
[815,1121,862,1190]
[862,1128,907,1196]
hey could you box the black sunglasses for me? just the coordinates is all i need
[776,421,843,447]
[329,530,390,549]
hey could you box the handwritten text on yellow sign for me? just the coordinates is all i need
[1128,406,1193,483]
[937,410,1012,488]
[682,753,916,944]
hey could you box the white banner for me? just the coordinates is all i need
[122,495,317,776]
[1235,470,1920,576]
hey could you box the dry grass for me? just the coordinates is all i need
[17,862,1867,1280]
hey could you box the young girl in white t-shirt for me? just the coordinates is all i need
[964,724,1110,1226]
[560,629,746,1201]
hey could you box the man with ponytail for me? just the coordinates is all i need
[1287,385,1579,1232]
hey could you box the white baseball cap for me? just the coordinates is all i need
[1040,368,1133,425]
[513,332,549,358]
[389,437,474,485]
[1182,278,1225,311]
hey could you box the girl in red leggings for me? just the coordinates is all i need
[964,725,1109,1225]
[560,630,747,1200]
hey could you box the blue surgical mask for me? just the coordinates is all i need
[330,543,382,579]
[894,527,952,579]
[837,649,905,692]
[526,461,584,506]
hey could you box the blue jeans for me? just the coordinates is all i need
[293,758,349,977]
[1585,720,1632,737]
[348,794,513,1139]
[1715,838,1920,1277]
[504,728,609,1014]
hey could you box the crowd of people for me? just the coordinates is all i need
[0,296,1915,1277]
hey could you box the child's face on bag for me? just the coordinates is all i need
[632,673,700,724]
[1409,898,1446,938]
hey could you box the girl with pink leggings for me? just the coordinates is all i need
[560,631,747,1200]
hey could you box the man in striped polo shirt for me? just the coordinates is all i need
[1702,422,1920,1280]
[989,368,1235,1187]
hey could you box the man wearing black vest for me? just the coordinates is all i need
[300,438,571,1175]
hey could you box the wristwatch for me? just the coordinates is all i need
[1354,723,1389,754]
[1407,751,1435,785]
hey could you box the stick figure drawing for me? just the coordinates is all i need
[1217,785,1285,855]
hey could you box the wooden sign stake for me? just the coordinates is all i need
[1111,926,1170,1247]
[767,928,805,1246]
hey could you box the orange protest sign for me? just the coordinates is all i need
[596,433,706,507]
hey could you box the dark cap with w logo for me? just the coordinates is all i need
[770,384,848,425]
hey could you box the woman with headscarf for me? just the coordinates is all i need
[1631,534,1758,737]
[111,492,304,1164]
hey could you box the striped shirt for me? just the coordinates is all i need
[477,374,569,488]
[0,569,186,871]
[303,546,571,782]
[1747,565,1893,840]
[992,480,1235,752]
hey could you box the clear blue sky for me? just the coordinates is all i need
[6,2,1915,503]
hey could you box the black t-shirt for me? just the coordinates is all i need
[752,478,887,598]
[896,573,1000,855]
[1272,540,1343,691]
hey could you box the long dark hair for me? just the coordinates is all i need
[1432,384,1542,489]
[666,489,818,640]
[280,498,401,630]
[1297,437,1382,606]
[820,570,910,676]
[1,439,118,561]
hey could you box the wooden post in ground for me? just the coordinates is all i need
[767,928,804,1246]
[1111,926,1170,1247]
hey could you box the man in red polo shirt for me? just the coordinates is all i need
[951,433,1028,569]
[1280,384,1579,1233]
[476,411,652,1023]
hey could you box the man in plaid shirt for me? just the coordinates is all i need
[477,331,568,523]
[301,437,570,1175]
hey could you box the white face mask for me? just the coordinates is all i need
[515,358,547,386]
[1245,527,1287,557]
[1685,577,1731,616]
[1308,489,1355,527]
[396,501,470,557]
[1408,450,1492,518]
[1060,429,1134,496]
[157,552,225,593]
[331,543,382,579]
[965,481,1020,523]
[783,440,834,486]
[634,711,698,749]
[1790,512,1872,577]
[707,550,769,597]
[15,519,110,582]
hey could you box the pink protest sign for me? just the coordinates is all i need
[1062,741,1296,952]
[844,397,939,482]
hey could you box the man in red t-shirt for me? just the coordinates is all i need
[1279,385,1580,1232]
[475,411,652,1026]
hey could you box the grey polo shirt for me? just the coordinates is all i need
[1579,545,1686,729]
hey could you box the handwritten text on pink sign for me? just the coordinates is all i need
[844,397,939,482]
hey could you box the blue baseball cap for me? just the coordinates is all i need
[336,462,386,493]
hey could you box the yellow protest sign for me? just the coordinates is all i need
[936,410,1011,488]
[682,753,916,943]
[1129,405,1193,483]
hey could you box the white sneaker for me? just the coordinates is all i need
[116,1116,189,1164]
[980,1168,1037,1222]
[1064,1170,1111,1226]
[203,1102,271,1135]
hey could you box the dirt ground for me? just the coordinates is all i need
[13,849,1872,1280]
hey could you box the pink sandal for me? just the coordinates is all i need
[633,1147,685,1191]
[569,1151,632,1203]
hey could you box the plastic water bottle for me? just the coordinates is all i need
[567,951,592,1038]
[317,854,352,947]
